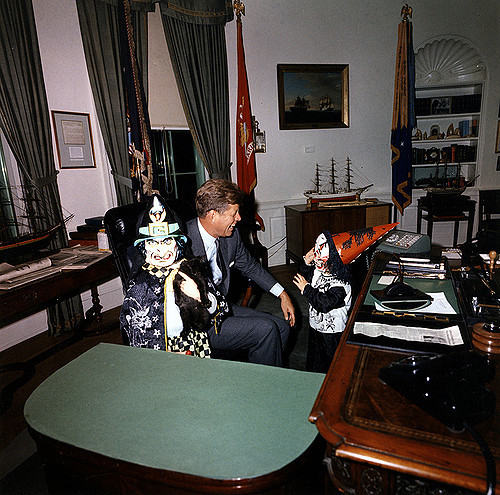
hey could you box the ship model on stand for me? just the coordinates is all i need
[304,157,373,208]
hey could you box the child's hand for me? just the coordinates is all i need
[304,248,315,265]
[178,272,202,302]
[293,273,309,293]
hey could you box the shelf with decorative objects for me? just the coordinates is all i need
[412,37,486,193]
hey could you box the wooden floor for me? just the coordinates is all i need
[0,264,298,453]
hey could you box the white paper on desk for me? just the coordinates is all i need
[374,292,457,315]
[353,321,464,346]
[0,257,52,283]
[0,266,62,290]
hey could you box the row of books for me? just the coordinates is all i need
[458,119,478,137]
[415,94,482,116]
[412,144,476,165]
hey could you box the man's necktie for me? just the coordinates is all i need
[210,239,223,286]
[215,238,226,284]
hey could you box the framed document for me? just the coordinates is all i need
[52,111,96,168]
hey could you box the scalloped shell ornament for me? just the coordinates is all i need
[415,38,485,85]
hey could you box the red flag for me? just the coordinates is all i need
[236,16,256,195]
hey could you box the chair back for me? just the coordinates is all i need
[103,198,196,292]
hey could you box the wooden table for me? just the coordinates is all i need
[285,201,392,264]
[0,250,117,328]
[25,343,325,494]
[309,253,499,494]
[416,194,476,247]
[0,250,118,415]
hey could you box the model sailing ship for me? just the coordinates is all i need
[0,185,73,262]
[422,162,478,196]
[304,158,373,204]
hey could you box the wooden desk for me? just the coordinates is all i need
[0,251,118,328]
[0,251,118,415]
[25,343,325,494]
[309,253,499,494]
[285,201,392,264]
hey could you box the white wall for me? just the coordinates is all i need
[1,0,498,350]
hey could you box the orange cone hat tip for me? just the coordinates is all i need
[331,223,399,264]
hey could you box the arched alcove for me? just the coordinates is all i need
[415,36,486,86]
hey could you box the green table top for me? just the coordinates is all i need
[24,343,325,480]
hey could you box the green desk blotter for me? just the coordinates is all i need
[25,343,324,480]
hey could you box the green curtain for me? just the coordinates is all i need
[0,0,84,335]
[76,0,154,206]
[160,0,233,180]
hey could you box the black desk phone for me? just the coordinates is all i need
[379,351,495,432]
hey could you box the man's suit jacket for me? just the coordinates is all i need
[186,218,278,297]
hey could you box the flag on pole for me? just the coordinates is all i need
[391,5,415,216]
[235,4,256,196]
[118,0,155,202]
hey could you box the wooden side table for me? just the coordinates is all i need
[416,194,475,247]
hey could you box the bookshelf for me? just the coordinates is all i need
[412,82,482,189]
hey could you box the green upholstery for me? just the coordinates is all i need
[24,343,324,480]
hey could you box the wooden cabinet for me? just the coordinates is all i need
[284,201,392,264]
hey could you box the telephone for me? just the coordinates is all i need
[376,230,430,255]
[379,350,495,432]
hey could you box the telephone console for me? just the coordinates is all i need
[379,351,495,432]
[376,230,430,255]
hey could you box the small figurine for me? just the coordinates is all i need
[120,195,230,356]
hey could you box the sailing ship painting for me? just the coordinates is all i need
[278,64,349,129]
[0,184,73,262]
[304,158,373,203]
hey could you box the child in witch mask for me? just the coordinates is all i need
[293,230,352,373]
[120,195,230,357]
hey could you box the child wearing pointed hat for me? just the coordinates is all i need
[120,195,230,357]
[293,223,397,372]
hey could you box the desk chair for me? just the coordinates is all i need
[478,189,500,233]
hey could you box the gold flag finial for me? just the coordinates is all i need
[401,4,412,21]
[234,0,245,20]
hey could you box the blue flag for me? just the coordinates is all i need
[391,13,415,215]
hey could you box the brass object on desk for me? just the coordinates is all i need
[472,322,500,354]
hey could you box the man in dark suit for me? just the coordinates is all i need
[185,179,295,366]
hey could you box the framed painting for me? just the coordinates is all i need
[277,64,349,130]
[51,111,96,168]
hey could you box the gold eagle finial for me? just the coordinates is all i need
[234,0,245,20]
[401,4,412,21]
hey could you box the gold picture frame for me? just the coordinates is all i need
[277,64,349,130]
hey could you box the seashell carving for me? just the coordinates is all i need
[415,37,485,85]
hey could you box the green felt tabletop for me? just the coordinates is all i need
[24,343,325,480]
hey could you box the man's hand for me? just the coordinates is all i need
[279,290,295,326]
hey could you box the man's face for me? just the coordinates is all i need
[144,237,178,267]
[314,233,329,271]
[212,204,241,238]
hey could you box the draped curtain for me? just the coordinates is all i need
[76,0,154,206]
[0,0,84,335]
[160,0,233,180]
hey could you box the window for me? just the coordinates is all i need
[0,134,22,243]
[150,129,205,206]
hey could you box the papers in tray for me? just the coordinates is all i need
[353,321,464,346]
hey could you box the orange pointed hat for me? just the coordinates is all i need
[331,223,399,264]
